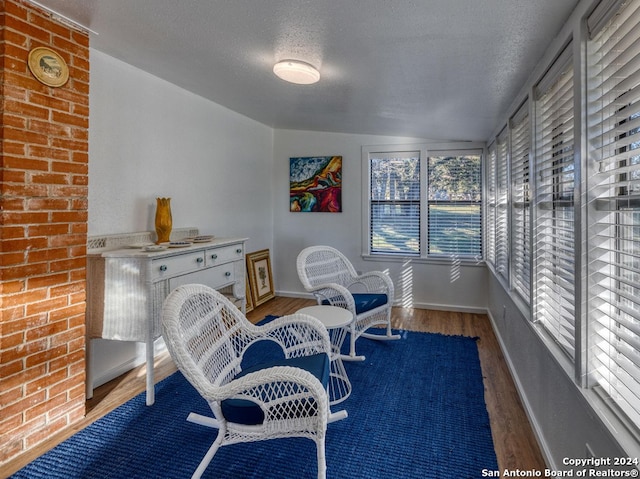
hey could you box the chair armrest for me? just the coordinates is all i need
[305,282,357,313]
[256,313,332,358]
[351,271,395,300]
[204,366,329,423]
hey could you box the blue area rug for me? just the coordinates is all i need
[12,325,498,478]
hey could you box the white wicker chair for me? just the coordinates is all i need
[296,246,400,360]
[161,284,346,479]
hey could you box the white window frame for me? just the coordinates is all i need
[509,99,532,306]
[495,127,510,282]
[486,142,498,268]
[533,41,577,359]
[362,142,485,263]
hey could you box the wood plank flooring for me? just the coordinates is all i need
[2,297,546,477]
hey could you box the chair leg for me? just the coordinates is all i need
[192,428,224,479]
[385,317,401,340]
[360,312,401,342]
[316,438,327,479]
[187,412,221,428]
[340,328,365,361]
[328,409,348,423]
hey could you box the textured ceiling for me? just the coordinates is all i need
[32,0,579,141]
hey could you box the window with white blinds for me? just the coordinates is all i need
[365,144,483,259]
[533,43,576,358]
[427,153,482,257]
[486,143,498,267]
[369,151,421,255]
[496,130,510,280]
[587,0,640,428]
[510,101,531,304]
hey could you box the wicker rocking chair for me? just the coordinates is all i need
[161,284,346,479]
[296,246,400,361]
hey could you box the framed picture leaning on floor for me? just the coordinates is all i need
[246,249,275,307]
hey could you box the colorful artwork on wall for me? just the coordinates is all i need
[290,156,342,212]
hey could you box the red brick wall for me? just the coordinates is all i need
[0,0,89,465]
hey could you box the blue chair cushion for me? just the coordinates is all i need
[353,293,388,314]
[323,293,388,314]
[220,353,330,425]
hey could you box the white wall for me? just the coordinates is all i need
[272,129,488,311]
[89,50,274,247]
[88,50,275,386]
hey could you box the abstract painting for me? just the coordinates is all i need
[290,156,342,212]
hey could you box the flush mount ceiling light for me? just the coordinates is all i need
[273,60,320,85]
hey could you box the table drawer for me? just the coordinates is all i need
[206,243,244,266]
[207,264,235,288]
[169,263,236,291]
[151,251,205,279]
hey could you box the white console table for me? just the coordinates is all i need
[86,229,247,405]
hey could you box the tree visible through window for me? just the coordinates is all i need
[365,145,483,259]
[427,154,482,256]
[370,152,420,254]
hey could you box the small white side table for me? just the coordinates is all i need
[297,305,353,405]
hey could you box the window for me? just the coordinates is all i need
[369,150,421,255]
[363,143,483,260]
[510,101,531,304]
[533,43,576,358]
[427,153,482,257]
[587,0,640,428]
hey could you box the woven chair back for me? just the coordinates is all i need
[170,288,253,388]
[299,247,357,289]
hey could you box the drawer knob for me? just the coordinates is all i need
[211,254,218,260]
[159,265,168,272]
[225,271,231,277]
[236,248,242,254]
[196,257,204,264]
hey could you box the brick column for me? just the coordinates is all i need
[1,0,89,465]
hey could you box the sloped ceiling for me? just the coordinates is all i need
[32,0,579,141]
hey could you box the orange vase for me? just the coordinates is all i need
[155,197,172,244]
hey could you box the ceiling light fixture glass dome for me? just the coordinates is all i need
[273,60,320,85]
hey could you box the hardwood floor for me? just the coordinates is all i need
[2,296,546,477]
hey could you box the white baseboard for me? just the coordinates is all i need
[92,357,143,389]
[90,340,168,390]
[276,290,315,300]
[486,309,553,469]
[408,301,487,314]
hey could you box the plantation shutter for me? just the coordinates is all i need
[587,0,640,427]
[486,142,497,267]
[369,151,421,255]
[510,101,531,304]
[495,129,510,280]
[533,43,576,358]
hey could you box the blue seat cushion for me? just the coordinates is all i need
[220,353,330,425]
[323,293,388,314]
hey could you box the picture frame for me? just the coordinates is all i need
[290,156,342,212]
[28,47,69,88]
[246,249,275,307]
[244,276,254,313]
